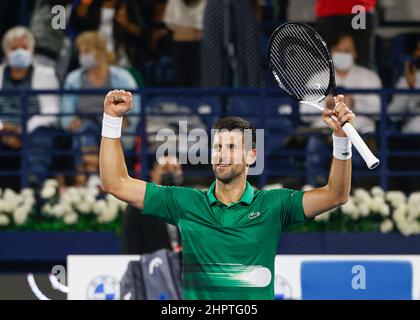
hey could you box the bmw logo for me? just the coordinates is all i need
[87,275,120,300]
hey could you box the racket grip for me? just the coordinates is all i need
[342,123,380,169]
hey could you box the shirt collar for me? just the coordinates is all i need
[207,181,254,206]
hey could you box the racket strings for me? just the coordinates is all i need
[278,26,328,91]
[270,39,324,101]
[271,36,327,100]
[269,24,332,102]
[285,26,331,96]
[271,31,329,100]
[273,25,330,90]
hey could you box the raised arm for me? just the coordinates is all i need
[302,95,354,219]
[99,90,146,209]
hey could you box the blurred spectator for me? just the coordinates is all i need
[381,0,420,23]
[316,0,378,69]
[388,39,420,190]
[30,0,70,68]
[301,34,382,134]
[121,156,183,254]
[146,0,174,87]
[388,39,420,133]
[163,0,206,87]
[69,0,147,77]
[300,33,382,186]
[273,0,289,22]
[61,31,139,187]
[201,0,263,87]
[0,26,59,190]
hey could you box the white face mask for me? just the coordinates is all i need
[332,52,354,71]
[8,48,32,69]
[79,53,97,70]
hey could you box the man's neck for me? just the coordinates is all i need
[336,69,350,79]
[11,68,29,81]
[214,176,247,206]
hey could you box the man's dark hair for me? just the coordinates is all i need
[212,116,256,149]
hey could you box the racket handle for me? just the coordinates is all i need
[299,101,380,169]
[342,123,380,169]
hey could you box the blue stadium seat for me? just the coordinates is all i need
[155,56,176,87]
[145,96,222,130]
[227,96,297,124]
[227,95,297,141]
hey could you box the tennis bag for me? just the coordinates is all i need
[120,249,182,300]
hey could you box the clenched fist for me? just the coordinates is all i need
[104,90,132,117]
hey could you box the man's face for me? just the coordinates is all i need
[211,130,255,184]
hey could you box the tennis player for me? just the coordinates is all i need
[100,90,355,299]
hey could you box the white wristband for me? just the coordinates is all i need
[332,134,352,160]
[102,113,123,139]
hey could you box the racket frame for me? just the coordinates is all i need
[267,22,337,103]
[267,22,380,169]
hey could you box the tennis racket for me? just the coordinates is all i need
[267,22,380,169]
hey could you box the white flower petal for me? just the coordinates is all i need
[63,212,78,225]
[380,219,393,233]
[13,205,30,226]
[0,214,10,226]
[40,186,56,199]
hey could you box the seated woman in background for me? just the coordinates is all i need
[69,0,147,84]
[61,31,139,187]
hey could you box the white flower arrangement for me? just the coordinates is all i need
[0,187,35,226]
[1,179,420,236]
[0,179,126,229]
[313,187,420,236]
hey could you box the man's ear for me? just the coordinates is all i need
[150,164,162,184]
[245,149,257,166]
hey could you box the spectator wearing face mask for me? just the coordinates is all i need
[300,33,382,186]
[0,26,59,190]
[315,0,378,69]
[69,0,147,80]
[121,156,184,254]
[301,33,382,134]
[61,31,139,187]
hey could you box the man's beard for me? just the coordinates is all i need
[213,164,246,184]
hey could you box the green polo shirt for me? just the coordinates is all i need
[143,181,308,300]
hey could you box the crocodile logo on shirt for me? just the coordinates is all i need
[248,212,261,219]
